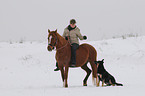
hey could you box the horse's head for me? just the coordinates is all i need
[47,29,58,51]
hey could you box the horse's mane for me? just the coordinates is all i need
[55,32,67,45]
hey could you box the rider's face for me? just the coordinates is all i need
[70,24,76,28]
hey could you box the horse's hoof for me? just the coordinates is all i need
[65,84,68,88]
[83,84,87,86]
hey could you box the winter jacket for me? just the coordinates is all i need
[62,26,84,44]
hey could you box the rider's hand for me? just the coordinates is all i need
[83,36,87,40]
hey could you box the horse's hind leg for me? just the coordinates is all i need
[81,63,92,86]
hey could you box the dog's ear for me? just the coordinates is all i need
[101,59,104,64]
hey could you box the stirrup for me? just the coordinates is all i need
[71,62,76,67]
[71,64,75,67]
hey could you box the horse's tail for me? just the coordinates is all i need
[91,61,99,86]
[81,44,98,85]
[115,83,123,86]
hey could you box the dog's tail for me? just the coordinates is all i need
[115,83,123,86]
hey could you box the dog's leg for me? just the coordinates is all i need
[109,80,115,86]
[100,74,102,78]
[102,80,105,87]
[97,74,101,86]
[97,79,100,86]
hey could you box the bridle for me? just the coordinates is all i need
[48,34,69,51]
[48,34,58,50]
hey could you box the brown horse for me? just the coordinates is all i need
[47,29,98,88]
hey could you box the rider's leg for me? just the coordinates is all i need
[71,43,79,66]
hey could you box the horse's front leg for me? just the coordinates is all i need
[64,66,69,88]
[58,65,65,86]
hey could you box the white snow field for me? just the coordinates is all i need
[0,36,145,96]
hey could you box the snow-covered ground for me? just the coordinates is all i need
[0,36,145,96]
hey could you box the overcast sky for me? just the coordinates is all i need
[0,0,145,42]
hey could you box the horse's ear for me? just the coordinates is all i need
[102,59,104,61]
[55,29,57,33]
[48,29,51,33]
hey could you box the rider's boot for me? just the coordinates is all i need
[54,62,59,71]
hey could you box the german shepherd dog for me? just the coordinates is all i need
[95,59,123,86]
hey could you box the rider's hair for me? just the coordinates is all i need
[70,19,76,24]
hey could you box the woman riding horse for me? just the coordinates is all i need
[54,19,87,71]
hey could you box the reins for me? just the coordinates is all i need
[54,41,69,51]
[48,33,71,51]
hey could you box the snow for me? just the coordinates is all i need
[0,36,145,96]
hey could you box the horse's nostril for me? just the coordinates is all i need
[47,46,52,51]
[49,47,52,50]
